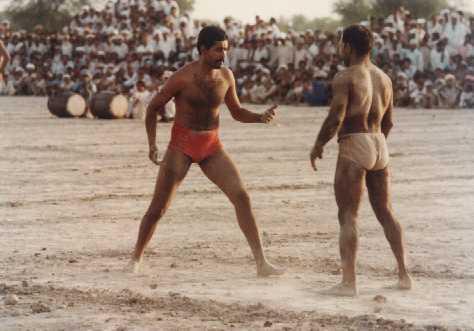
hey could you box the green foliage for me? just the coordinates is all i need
[334,0,450,25]
[278,15,341,33]
[4,0,91,32]
[176,0,195,13]
[372,0,449,18]
[334,0,373,25]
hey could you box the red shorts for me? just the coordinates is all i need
[168,123,222,163]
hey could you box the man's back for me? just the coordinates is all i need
[338,63,392,137]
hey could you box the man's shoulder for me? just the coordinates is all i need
[169,63,194,81]
[220,66,233,76]
[333,69,352,83]
[369,64,392,83]
[219,66,236,83]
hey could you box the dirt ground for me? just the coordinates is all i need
[1,97,473,331]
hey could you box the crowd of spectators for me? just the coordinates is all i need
[0,0,473,109]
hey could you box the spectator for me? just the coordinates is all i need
[438,74,462,108]
[459,78,474,108]
[128,80,151,120]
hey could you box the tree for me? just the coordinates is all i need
[334,0,451,25]
[4,0,91,32]
[176,0,195,14]
[278,15,341,33]
[372,0,449,18]
[333,0,373,26]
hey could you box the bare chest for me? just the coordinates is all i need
[180,74,229,110]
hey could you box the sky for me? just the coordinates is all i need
[1,0,474,23]
[192,0,336,23]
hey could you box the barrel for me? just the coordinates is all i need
[47,93,87,118]
[90,92,128,119]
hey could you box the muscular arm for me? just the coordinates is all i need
[0,40,11,74]
[145,75,180,149]
[314,74,349,147]
[224,69,264,123]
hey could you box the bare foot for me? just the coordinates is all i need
[257,261,285,277]
[321,283,358,297]
[128,259,142,274]
[398,274,413,290]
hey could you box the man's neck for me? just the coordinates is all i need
[197,59,215,75]
[350,55,371,67]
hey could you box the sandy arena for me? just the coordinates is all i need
[1,97,473,331]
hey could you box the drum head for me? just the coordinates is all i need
[66,94,87,117]
[110,95,129,118]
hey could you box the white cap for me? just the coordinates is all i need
[445,74,456,81]
[163,70,173,79]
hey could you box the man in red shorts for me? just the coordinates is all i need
[130,26,284,277]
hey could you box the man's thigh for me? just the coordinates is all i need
[334,157,366,211]
[198,149,245,195]
[150,148,192,205]
[365,167,392,211]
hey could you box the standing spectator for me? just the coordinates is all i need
[403,39,424,72]
[431,40,450,70]
[128,80,151,120]
[444,13,469,53]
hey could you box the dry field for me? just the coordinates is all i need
[1,97,473,330]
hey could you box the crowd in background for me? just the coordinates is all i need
[0,0,474,110]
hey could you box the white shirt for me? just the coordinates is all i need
[253,47,269,63]
[430,48,450,70]
[61,42,73,57]
[444,22,469,49]
[308,43,319,58]
[403,48,424,72]
[276,44,294,66]
[294,48,312,66]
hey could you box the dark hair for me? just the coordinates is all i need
[197,26,228,54]
[342,25,373,56]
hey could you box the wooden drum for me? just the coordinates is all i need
[47,93,87,118]
[90,92,128,119]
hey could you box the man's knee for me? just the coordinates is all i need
[338,209,358,226]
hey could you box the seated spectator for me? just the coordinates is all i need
[73,71,97,103]
[303,71,330,106]
[59,74,75,92]
[459,80,474,108]
[438,74,462,108]
[0,73,16,95]
[421,81,440,109]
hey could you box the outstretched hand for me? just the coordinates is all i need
[261,105,278,124]
[310,143,324,171]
